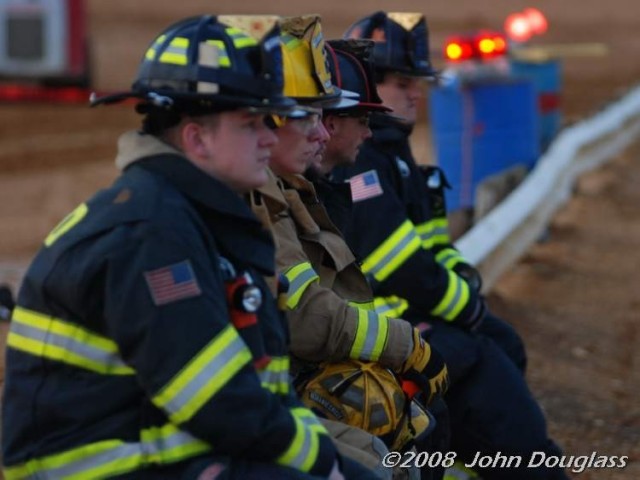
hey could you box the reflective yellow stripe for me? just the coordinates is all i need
[372,295,409,319]
[278,408,325,472]
[8,307,134,376]
[416,218,450,249]
[435,247,467,270]
[259,356,290,395]
[361,220,422,281]
[225,27,258,48]
[283,263,319,309]
[350,309,389,362]
[431,270,471,321]
[152,325,252,424]
[205,40,231,67]
[3,424,210,480]
[44,203,88,247]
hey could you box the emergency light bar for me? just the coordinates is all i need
[504,8,548,43]
[444,32,508,62]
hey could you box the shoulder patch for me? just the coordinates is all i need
[349,170,384,202]
[395,157,411,178]
[144,260,202,306]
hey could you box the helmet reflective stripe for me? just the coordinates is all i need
[92,15,295,113]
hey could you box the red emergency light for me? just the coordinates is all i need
[444,32,508,62]
[523,8,548,35]
[504,8,548,42]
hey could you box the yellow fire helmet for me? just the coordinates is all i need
[300,360,434,451]
[279,15,358,110]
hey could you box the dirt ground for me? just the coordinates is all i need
[1,1,640,478]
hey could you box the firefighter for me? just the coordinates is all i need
[305,38,455,480]
[246,16,449,480]
[330,12,570,480]
[1,16,358,480]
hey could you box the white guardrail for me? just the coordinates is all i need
[455,83,640,292]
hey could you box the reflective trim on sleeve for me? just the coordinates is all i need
[435,247,467,270]
[361,220,422,282]
[258,356,291,395]
[283,262,320,309]
[8,307,134,376]
[350,309,390,362]
[372,295,409,319]
[416,218,450,249]
[430,270,471,321]
[277,408,327,472]
[152,324,252,425]
[3,424,210,480]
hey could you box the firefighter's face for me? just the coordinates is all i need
[319,113,372,174]
[269,113,330,176]
[376,73,425,125]
[185,111,277,193]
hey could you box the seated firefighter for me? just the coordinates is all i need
[331,11,570,480]
[1,15,369,480]
[246,16,449,480]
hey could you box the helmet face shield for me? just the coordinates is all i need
[91,15,296,115]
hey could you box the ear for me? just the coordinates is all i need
[322,115,340,135]
[181,122,208,159]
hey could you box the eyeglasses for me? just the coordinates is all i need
[336,112,371,127]
[271,112,322,134]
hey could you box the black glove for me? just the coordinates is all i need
[455,293,487,332]
[454,263,483,292]
[402,334,450,405]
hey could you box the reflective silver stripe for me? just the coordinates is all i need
[40,442,141,479]
[161,334,248,419]
[437,274,464,319]
[6,426,211,480]
[10,319,131,375]
[259,357,290,395]
[360,310,381,360]
[285,264,319,308]
[419,226,449,247]
[288,270,317,297]
[288,418,315,471]
[366,229,420,279]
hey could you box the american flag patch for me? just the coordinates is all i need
[144,260,202,306]
[349,170,384,202]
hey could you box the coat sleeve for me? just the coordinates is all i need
[102,223,336,476]
[339,153,483,326]
[271,212,413,371]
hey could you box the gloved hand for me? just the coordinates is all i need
[400,329,450,405]
[454,263,483,292]
[454,293,487,332]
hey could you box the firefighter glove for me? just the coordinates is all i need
[454,263,483,292]
[401,329,450,404]
[456,294,487,332]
